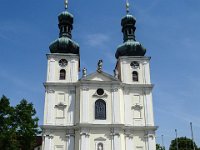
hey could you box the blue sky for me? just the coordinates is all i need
[0,0,200,149]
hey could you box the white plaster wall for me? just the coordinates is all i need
[42,129,156,150]
[46,54,79,83]
[43,86,76,126]
[143,90,155,126]
[79,85,123,124]
[124,90,147,126]
[117,56,151,84]
[43,54,156,150]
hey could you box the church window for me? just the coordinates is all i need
[59,69,66,80]
[95,99,106,120]
[132,71,138,81]
[97,143,104,150]
[97,88,104,96]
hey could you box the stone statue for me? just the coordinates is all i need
[97,59,103,72]
[114,69,119,79]
[97,143,103,150]
[82,68,87,77]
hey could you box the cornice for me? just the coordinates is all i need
[46,53,79,59]
[44,82,76,88]
[118,56,151,61]
[122,83,154,90]
[41,125,76,130]
[78,80,121,86]
[41,124,158,132]
[44,81,154,91]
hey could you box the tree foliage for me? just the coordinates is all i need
[169,137,200,150]
[0,95,41,150]
[156,144,165,150]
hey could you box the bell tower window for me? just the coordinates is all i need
[59,69,66,80]
[95,99,106,120]
[132,71,138,81]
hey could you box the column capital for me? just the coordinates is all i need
[70,90,76,94]
[124,130,133,138]
[46,89,55,93]
[82,87,89,91]
[111,88,118,92]
[80,128,90,137]
[144,134,155,139]
[110,129,120,137]
[43,134,54,139]
[80,132,90,137]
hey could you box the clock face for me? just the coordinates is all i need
[59,59,68,67]
[130,61,139,69]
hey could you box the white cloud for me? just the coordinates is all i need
[0,69,41,94]
[85,33,110,47]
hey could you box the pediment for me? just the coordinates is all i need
[94,137,106,141]
[80,71,118,82]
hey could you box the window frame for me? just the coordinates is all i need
[95,99,106,120]
[132,71,139,82]
[59,69,66,80]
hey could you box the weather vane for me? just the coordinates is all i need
[64,0,68,10]
[126,0,130,14]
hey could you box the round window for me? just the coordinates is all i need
[97,88,104,96]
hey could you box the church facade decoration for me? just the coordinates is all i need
[42,1,157,150]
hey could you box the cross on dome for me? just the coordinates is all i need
[126,0,130,14]
[64,0,68,10]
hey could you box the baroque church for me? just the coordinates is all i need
[42,1,157,150]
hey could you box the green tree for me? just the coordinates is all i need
[169,137,200,150]
[0,95,41,150]
[15,99,41,150]
[156,144,165,150]
[0,95,18,149]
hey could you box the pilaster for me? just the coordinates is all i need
[43,134,54,150]
[80,128,90,150]
[68,89,75,125]
[111,88,121,123]
[81,86,89,123]
[124,130,134,150]
[46,89,55,124]
[66,130,75,150]
[110,128,121,150]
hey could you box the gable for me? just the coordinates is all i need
[94,137,106,141]
[90,73,113,81]
[80,71,118,82]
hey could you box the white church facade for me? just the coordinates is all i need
[42,1,157,150]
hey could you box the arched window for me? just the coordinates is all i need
[97,143,104,150]
[132,71,138,81]
[59,69,66,80]
[95,99,106,120]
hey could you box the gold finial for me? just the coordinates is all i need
[126,0,130,14]
[64,0,68,10]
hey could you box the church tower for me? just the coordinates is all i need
[42,1,157,150]
[42,2,79,150]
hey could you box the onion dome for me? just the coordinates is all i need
[115,14,146,59]
[49,10,79,55]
